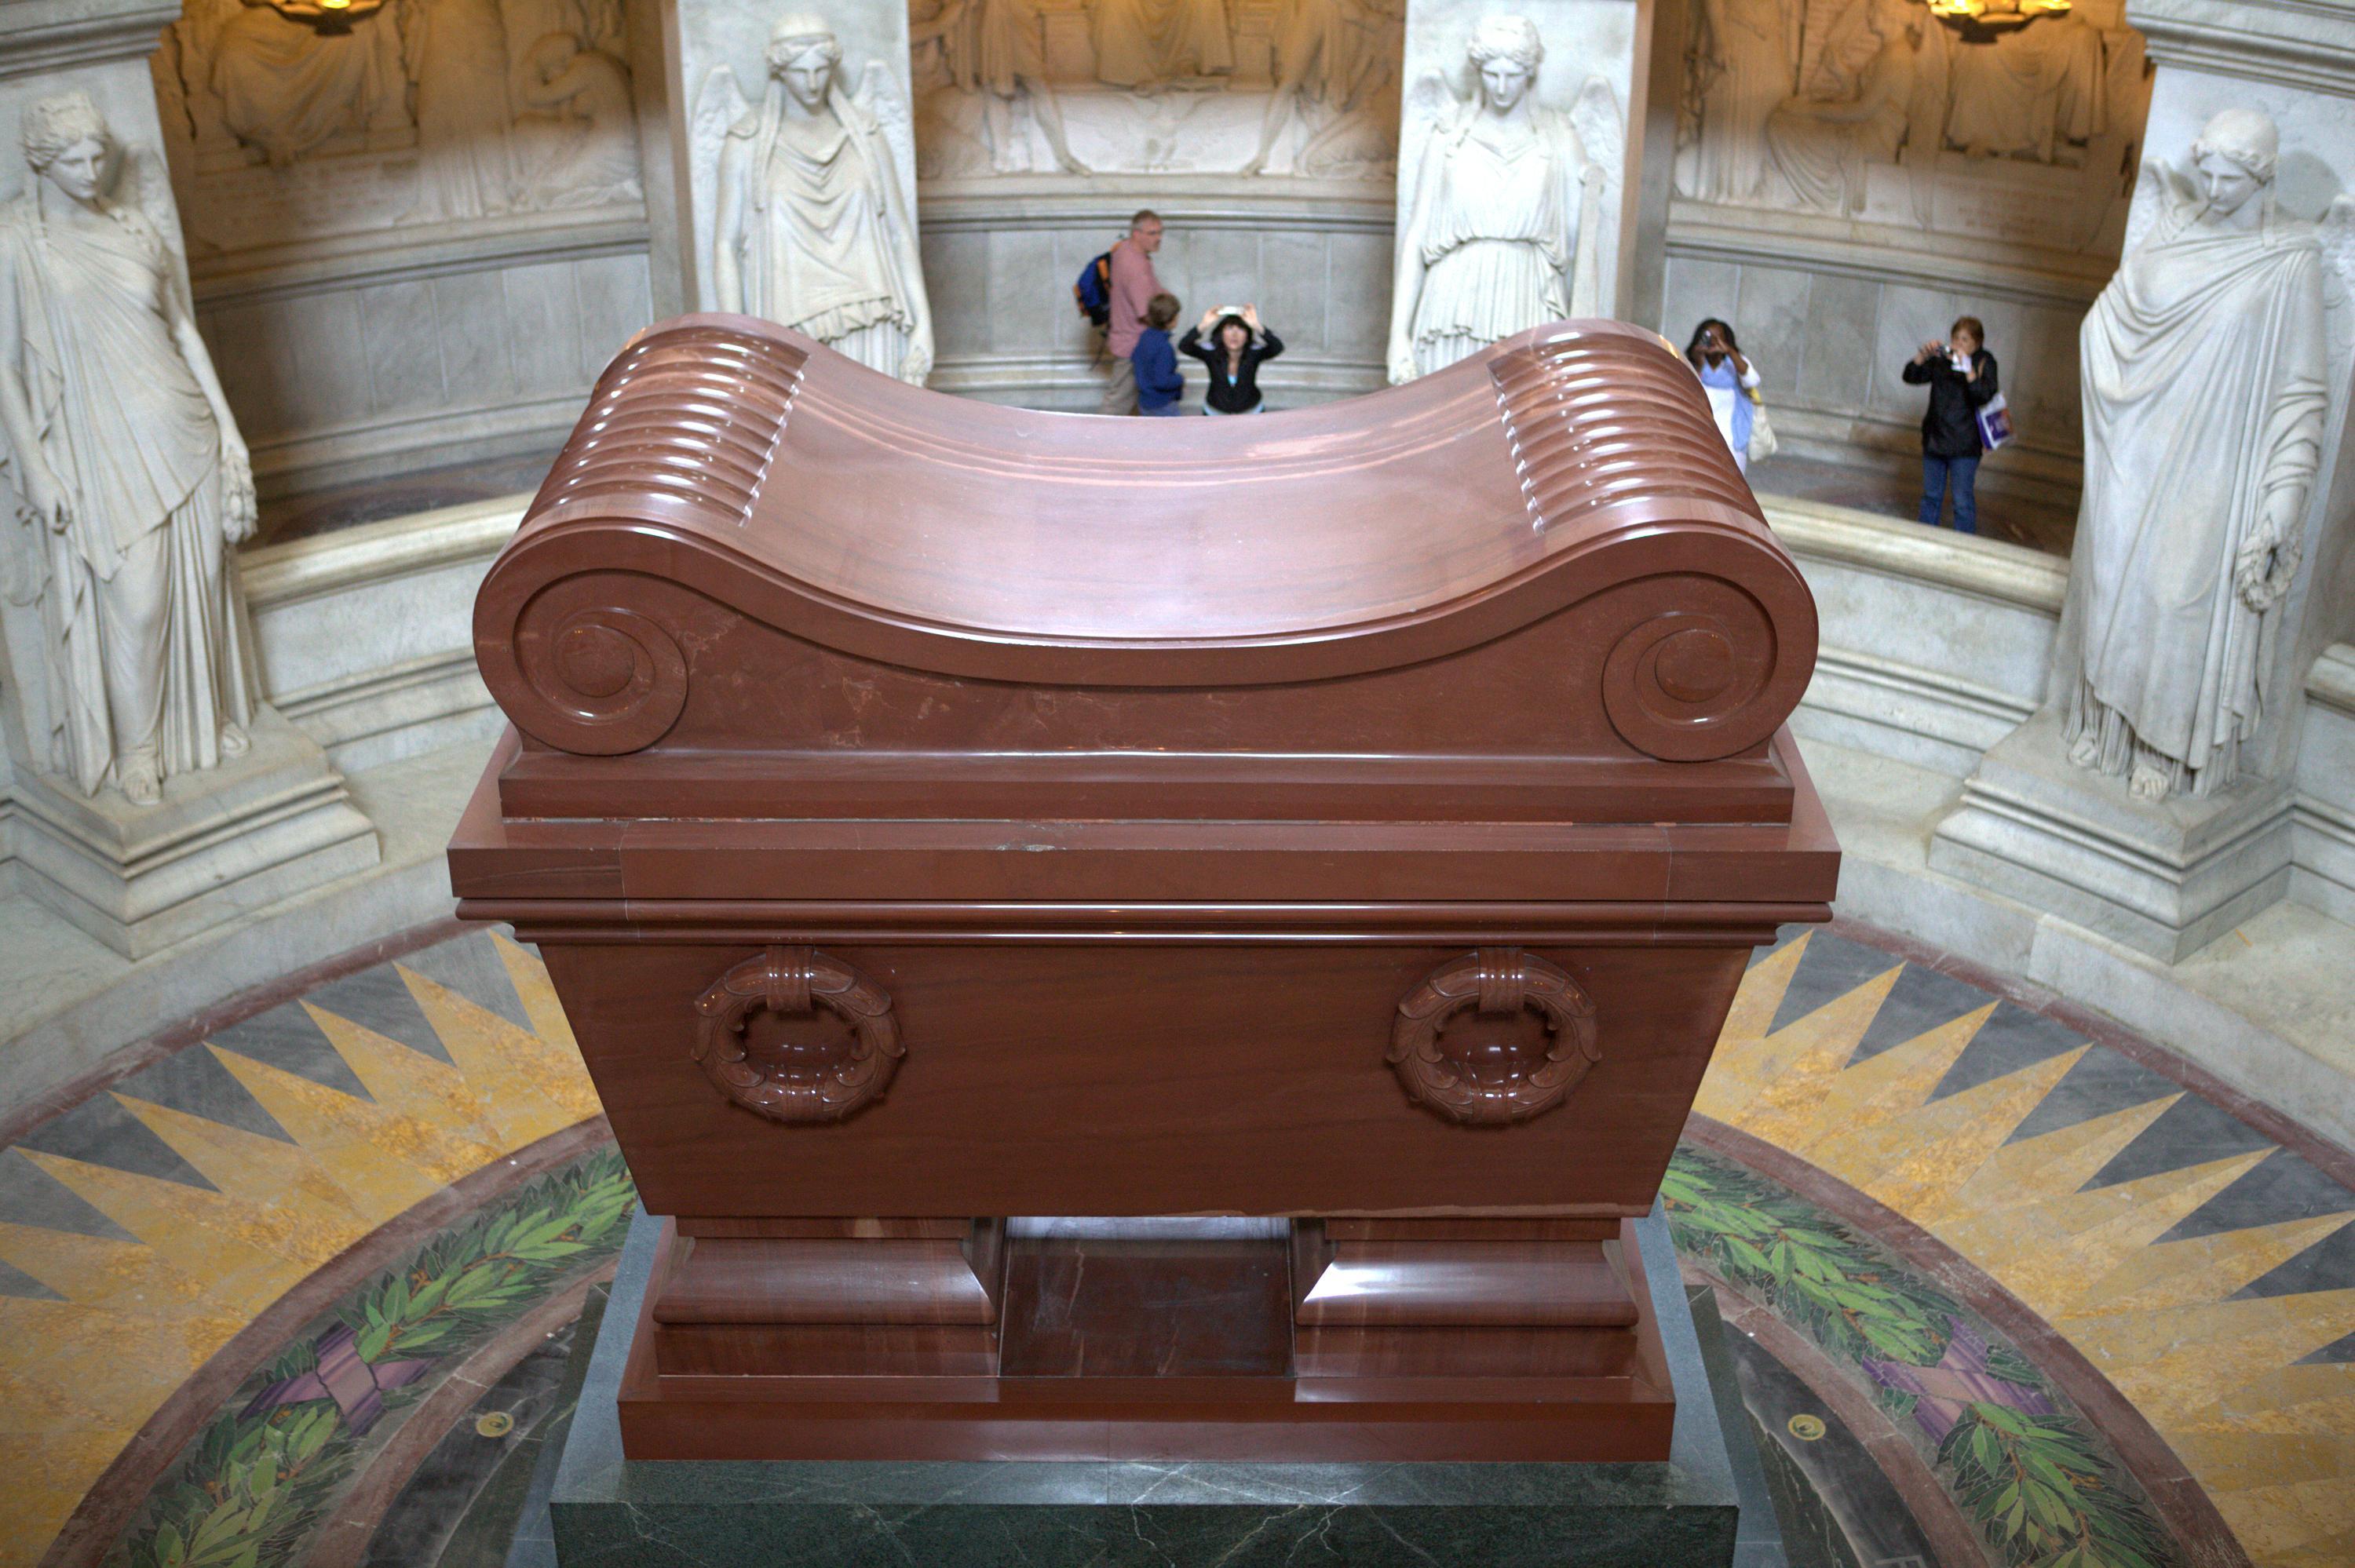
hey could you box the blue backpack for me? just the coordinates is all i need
[1073,250,1113,327]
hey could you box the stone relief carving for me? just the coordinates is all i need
[402,0,519,221]
[1091,0,1235,86]
[514,31,642,207]
[1244,0,1403,179]
[2056,109,2355,801]
[149,0,645,253]
[193,0,412,168]
[0,93,258,807]
[698,14,935,383]
[1762,0,1930,214]
[907,0,1402,183]
[1943,0,2104,162]
[1685,0,1795,204]
[1675,0,2150,253]
[911,0,1090,174]
[1389,16,1623,384]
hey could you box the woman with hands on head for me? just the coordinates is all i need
[1178,303,1284,415]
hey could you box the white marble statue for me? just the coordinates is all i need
[1389,16,1622,384]
[1684,0,1795,204]
[700,14,934,383]
[2059,109,2355,800]
[0,93,258,808]
[1943,1,2102,163]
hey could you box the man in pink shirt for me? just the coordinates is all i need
[1097,209,1165,415]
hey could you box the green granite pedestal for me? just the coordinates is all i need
[539,1205,1787,1566]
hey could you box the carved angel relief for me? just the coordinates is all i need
[696,15,934,383]
[1389,16,1624,383]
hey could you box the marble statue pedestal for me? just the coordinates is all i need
[537,1204,1784,1567]
[1930,706,2295,963]
[9,706,380,959]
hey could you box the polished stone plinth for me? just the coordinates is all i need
[538,1205,1786,1566]
[1931,705,2295,963]
[9,706,380,959]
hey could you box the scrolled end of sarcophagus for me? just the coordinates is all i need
[473,312,1815,771]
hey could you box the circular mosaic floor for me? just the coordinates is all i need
[2,919,2350,1567]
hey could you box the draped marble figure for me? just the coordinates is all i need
[1389,16,1621,384]
[1942,3,2102,163]
[1765,0,1925,214]
[706,16,935,384]
[402,0,519,219]
[0,93,257,808]
[204,0,408,166]
[1684,0,1792,204]
[515,31,644,207]
[1090,0,1236,89]
[2060,109,2353,801]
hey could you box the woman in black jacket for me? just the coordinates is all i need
[1901,316,2000,535]
[1178,305,1283,414]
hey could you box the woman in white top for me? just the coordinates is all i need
[1685,317,1762,473]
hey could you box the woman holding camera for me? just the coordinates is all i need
[1903,316,2000,534]
[1685,318,1762,473]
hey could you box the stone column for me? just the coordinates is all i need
[658,2,931,381]
[1389,0,1646,383]
[0,0,378,957]
[1928,0,2355,962]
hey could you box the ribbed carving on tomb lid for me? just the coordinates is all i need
[1488,332,1762,534]
[530,323,807,530]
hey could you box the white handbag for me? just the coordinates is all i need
[1746,390,1779,464]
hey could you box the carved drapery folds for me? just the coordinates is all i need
[2056,109,2354,800]
[0,93,260,807]
[1388,16,1623,382]
[694,946,906,1123]
[696,15,935,383]
[1389,948,1601,1125]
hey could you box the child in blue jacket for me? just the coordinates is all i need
[1133,293,1185,416]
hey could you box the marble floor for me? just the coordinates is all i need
[2,921,2349,1567]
